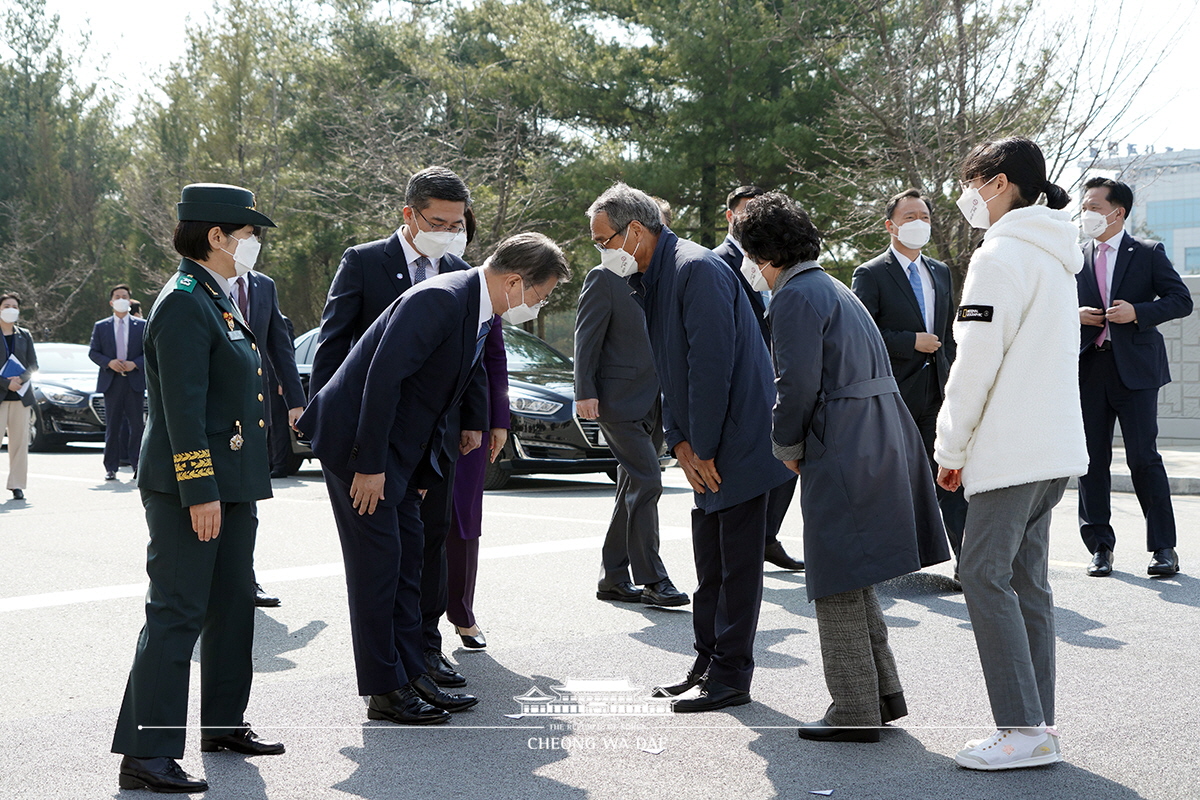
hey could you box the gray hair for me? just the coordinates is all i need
[586,183,664,235]
[486,232,570,286]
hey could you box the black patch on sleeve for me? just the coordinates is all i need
[957,305,994,322]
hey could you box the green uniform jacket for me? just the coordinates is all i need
[137,259,273,506]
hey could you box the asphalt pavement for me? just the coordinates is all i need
[1,445,1197,800]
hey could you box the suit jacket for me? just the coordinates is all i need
[1077,232,1194,391]
[3,325,38,408]
[297,269,488,504]
[574,266,660,424]
[242,271,306,409]
[137,261,272,506]
[481,316,511,431]
[635,229,792,513]
[89,315,147,394]
[309,231,471,398]
[712,236,771,345]
[851,249,956,413]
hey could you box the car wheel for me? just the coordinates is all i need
[483,457,510,490]
[605,469,619,483]
[28,405,63,452]
[281,448,305,476]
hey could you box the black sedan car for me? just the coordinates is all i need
[26,343,108,451]
[287,325,670,487]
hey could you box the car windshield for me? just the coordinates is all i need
[32,344,93,373]
[503,326,571,371]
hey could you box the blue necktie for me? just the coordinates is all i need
[473,320,490,364]
[414,256,430,284]
[907,261,927,329]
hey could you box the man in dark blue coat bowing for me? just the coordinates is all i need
[587,183,793,713]
[297,233,569,725]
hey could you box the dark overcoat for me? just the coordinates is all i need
[769,262,949,600]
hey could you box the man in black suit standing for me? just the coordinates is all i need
[711,186,804,572]
[1076,177,1193,578]
[89,284,146,482]
[297,234,569,724]
[310,166,480,689]
[852,189,966,558]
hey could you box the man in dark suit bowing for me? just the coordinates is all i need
[1076,177,1193,578]
[310,166,479,688]
[851,189,966,558]
[89,284,146,481]
[297,233,569,724]
[588,183,793,713]
[712,185,804,572]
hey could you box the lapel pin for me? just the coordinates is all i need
[397,272,404,280]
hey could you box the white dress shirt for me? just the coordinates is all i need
[891,246,935,333]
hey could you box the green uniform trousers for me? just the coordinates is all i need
[111,489,257,758]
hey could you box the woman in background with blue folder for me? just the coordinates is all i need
[0,291,37,500]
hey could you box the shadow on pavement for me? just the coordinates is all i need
[1112,569,1200,608]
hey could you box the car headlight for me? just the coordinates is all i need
[510,396,563,415]
[41,387,86,405]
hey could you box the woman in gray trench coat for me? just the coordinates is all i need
[733,193,950,742]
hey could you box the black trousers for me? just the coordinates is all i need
[1078,348,1176,553]
[103,377,144,474]
[112,491,256,758]
[599,403,668,586]
[690,492,768,692]
[324,467,426,695]
[765,476,797,545]
[266,384,292,474]
[910,366,966,557]
[420,458,456,653]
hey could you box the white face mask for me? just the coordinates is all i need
[112,298,131,314]
[221,234,261,277]
[599,232,640,278]
[895,219,932,249]
[0,307,18,324]
[1079,208,1119,240]
[412,229,467,260]
[740,256,769,293]
[956,175,1001,230]
[500,280,542,325]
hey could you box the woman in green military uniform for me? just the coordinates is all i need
[112,184,284,794]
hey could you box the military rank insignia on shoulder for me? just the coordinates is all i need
[957,305,993,322]
[173,274,197,294]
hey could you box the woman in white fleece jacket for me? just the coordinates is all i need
[934,138,1088,772]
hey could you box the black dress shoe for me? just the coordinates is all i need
[641,579,690,607]
[1148,547,1180,576]
[597,580,643,602]
[105,471,117,481]
[1087,549,1114,577]
[797,718,881,743]
[200,724,285,755]
[765,539,804,571]
[270,470,289,479]
[411,673,479,712]
[424,649,467,687]
[254,584,281,607]
[11,488,23,500]
[879,692,907,723]
[672,678,751,713]
[454,625,487,649]
[118,755,208,793]
[651,669,705,698]
[367,686,451,725]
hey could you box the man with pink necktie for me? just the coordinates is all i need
[1076,177,1193,578]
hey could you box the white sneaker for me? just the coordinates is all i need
[955,728,1061,770]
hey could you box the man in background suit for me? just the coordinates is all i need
[310,166,479,689]
[852,189,966,558]
[229,268,307,607]
[712,185,804,572]
[297,234,569,724]
[575,264,689,608]
[1076,177,1193,578]
[89,283,146,481]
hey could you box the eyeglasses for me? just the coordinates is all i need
[592,227,627,252]
[415,208,466,234]
[528,281,551,308]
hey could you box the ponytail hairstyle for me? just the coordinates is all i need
[959,137,1069,210]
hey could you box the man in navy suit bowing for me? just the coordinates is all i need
[298,233,569,725]
[89,284,146,481]
[311,166,479,688]
[588,183,793,713]
[1077,177,1193,578]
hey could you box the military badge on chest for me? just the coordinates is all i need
[230,420,244,451]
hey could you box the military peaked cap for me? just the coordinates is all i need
[177,183,277,228]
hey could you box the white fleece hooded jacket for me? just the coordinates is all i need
[934,204,1088,499]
